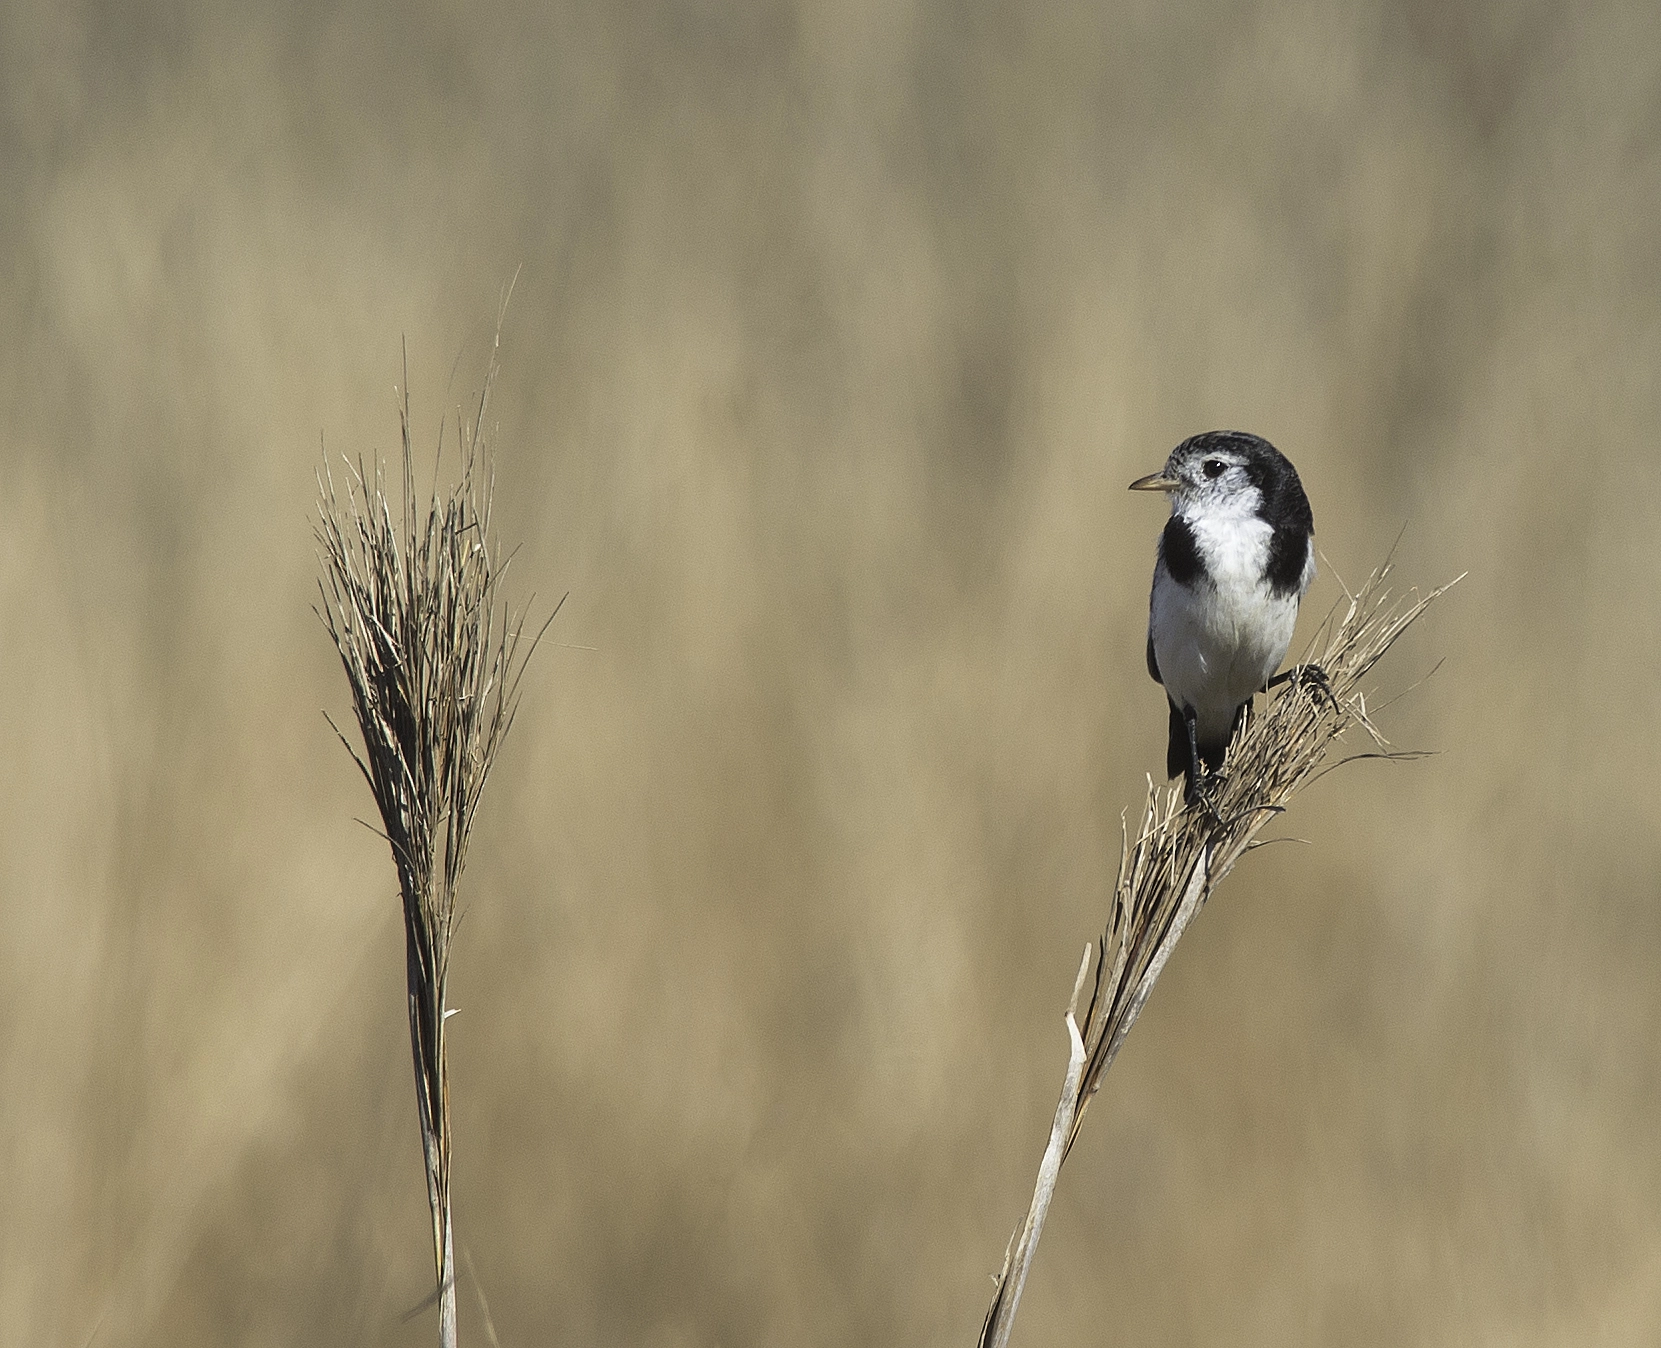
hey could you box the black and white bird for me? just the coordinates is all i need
[1130,431,1318,802]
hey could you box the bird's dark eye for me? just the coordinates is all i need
[1203,459,1227,479]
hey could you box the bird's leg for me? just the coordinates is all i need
[1266,661,1339,716]
[1181,706,1227,827]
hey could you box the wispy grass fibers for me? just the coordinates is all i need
[316,339,549,1348]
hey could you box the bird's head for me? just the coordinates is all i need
[1129,430,1308,531]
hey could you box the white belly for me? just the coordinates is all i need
[1152,578,1298,747]
[1150,515,1309,751]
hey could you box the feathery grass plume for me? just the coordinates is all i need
[978,558,1461,1348]
[315,333,548,1348]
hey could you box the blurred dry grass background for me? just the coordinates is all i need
[2,0,1658,1343]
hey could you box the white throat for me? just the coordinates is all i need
[1178,498,1274,594]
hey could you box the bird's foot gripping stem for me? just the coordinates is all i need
[1267,661,1339,716]
[1183,768,1230,828]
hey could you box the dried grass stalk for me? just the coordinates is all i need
[315,336,547,1348]
[978,558,1461,1348]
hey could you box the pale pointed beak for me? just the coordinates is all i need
[1128,472,1183,493]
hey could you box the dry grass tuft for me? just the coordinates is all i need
[979,558,1461,1348]
[315,335,549,1348]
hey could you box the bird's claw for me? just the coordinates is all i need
[1184,769,1229,828]
[1273,661,1340,716]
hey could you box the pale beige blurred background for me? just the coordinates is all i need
[2,0,1657,1344]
